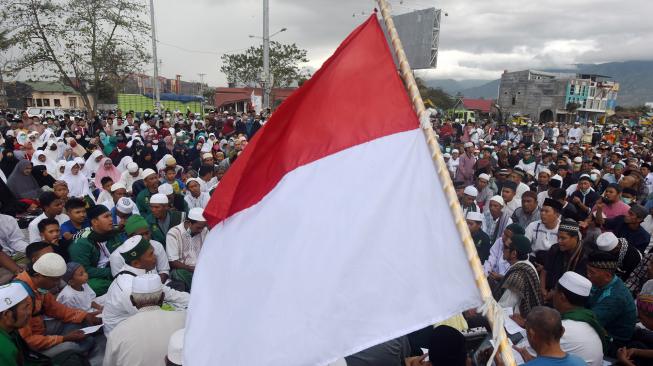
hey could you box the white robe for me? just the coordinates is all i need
[83,150,104,177]
[61,161,92,199]
[102,264,189,334]
[103,307,186,366]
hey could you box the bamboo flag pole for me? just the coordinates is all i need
[374,1,517,365]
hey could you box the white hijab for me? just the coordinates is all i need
[156,154,174,171]
[83,149,104,177]
[62,161,91,198]
[54,160,67,179]
[117,155,133,173]
[31,150,57,176]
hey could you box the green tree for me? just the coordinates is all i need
[2,0,150,115]
[220,42,310,88]
[0,23,14,108]
[415,77,455,110]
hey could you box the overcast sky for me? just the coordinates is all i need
[147,0,653,85]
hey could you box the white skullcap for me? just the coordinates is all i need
[167,328,185,365]
[158,183,174,196]
[551,174,563,182]
[142,168,157,178]
[539,168,551,176]
[202,152,213,160]
[466,211,484,222]
[116,197,135,214]
[596,232,619,252]
[443,153,451,158]
[573,157,583,163]
[188,207,206,222]
[33,253,67,277]
[464,142,474,148]
[118,235,143,255]
[452,149,459,154]
[127,162,139,173]
[464,186,478,197]
[490,195,505,206]
[0,283,29,312]
[478,173,490,182]
[132,273,162,294]
[558,271,592,297]
[185,178,201,187]
[110,182,126,192]
[149,193,169,205]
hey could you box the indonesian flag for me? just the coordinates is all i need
[185,15,482,365]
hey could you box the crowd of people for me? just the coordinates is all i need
[0,108,263,365]
[1,107,653,365]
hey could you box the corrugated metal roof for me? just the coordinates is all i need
[23,81,77,93]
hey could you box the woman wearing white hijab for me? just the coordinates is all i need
[116,155,133,173]
[61,161,92,199]
[31,150,57,176]
[44,140,61,162]
[54,160,67,179]
[82,149,104,177]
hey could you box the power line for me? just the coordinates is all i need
[156,40,251,56]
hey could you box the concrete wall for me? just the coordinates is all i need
[498,71,567,122]
[30,91,94,110]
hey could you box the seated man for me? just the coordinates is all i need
[511,307,587,366]
[586,251,637,354]
[68,205,123,296]
[604,204,651,253]
[485,223,524,278]
[110,215,170,282]
[552,272,605,366]
[135,168,160,216]
[0,282,52,365]
[167,208,208,290]
[511,191,541,229]
[15,253,100,357]
[100,182,140,215]
[0,213,29,267]
[37,218,64,260]
[466,211,491,262]
[102,235,189,334]
[496,234,543,316]
[596,232,642,281]
[103,274,186,366]
[146,193,183,245]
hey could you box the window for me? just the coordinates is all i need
[54,99,61,107]
[42,98,50,106]
[36,99,43,107]
[69,97,77,108]
[511,96,516,106]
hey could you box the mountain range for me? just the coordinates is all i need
[423,60,653,106]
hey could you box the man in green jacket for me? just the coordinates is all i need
[135,168,160,216]
[587,251,637,355]
[145,193,183,246]
[68,205,123,296]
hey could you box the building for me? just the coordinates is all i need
[497,70,619,123]
[214,87,296,112]
[19,81,93,110]
[121,74,207,96]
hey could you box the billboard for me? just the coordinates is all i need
[381,8,441,70]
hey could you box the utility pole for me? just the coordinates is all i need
[262,0,270,110]
[198,73,206,117]
[149,0,161,112]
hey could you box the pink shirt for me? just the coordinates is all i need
[592,200,630,220]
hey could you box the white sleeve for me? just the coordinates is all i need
[152,240,170,275]
[28,219,41,244]
[166,229,181,262]
[525,222,536,242]
[6,219,29,253]
[109,251,125,277]
[163,285,190,309]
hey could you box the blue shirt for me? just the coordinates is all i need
[60,220,89,239]
[525,354,587,365]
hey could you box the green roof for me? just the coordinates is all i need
[24,81,77,93]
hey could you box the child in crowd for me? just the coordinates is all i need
[163,166,186,195]
[56,262,104,312]
[37,218,67,260]
[60,198,89,241]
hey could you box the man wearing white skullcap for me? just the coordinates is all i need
[547,271,604,366]
[466,211,491,261]
[167,207,208,290]
[119,161,143,194]
[159,182,189,214]
[15,253,100,356]
[135,168,161,216]
[145,193,184,244]
[462,185,479,217]
[184,178,210,210]
[0,283,34,364]
[99,182,139,216]
[482,195,513,245]
[476,173,494,209]
[596,232,642,280]
[103,273,185,366]
[102,236,189,334]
